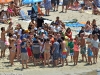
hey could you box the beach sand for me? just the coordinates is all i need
[0,4,100,75]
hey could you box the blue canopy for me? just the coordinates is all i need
[66,22,85,27]
[22,0,43,4]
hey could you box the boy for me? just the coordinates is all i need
[68,38,74,62]
[21,38,29,69]
[61,37,68,66]
[80,33,87,62]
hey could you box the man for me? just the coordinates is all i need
[32,35,41,66]
[36,13,44,28]
[60,0,69,13]
[61,36,68,66]
[0,27,9,58]
[52,38,59,67]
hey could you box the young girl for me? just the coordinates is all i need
[44,38,52,66]
[87,43,93,65]
[73,36,79,65]
[27,42,32,62]
[16,35,22,61]
[91,34,100,63]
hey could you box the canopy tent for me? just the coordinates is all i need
[0,0,12,4]
[22,0,43,4]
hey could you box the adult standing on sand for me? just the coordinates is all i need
[60,0,69,13]
[0,27,9,58]
[52,38,59,67]
[44,0,52,16]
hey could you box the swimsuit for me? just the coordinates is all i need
[80,46,86,54]
[44,50,50,53]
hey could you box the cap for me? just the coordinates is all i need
[41,29,44,33]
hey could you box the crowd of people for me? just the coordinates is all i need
[0,13,100,68]
[0,0,100,69]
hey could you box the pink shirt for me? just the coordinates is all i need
[74,44,79,51]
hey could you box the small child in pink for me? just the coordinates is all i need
[17,35,22,61]
[73,36,79,65]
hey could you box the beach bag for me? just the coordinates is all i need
[19,10,30,20]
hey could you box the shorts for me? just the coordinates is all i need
[21,53,29,60]
[63,0,68,6]
[62,54,67,59]
[53,53,59,60]
[80,46,86,54]
[54,0,59,6]
[33,53,40,59]
[0,41,5,51]
[70,53,74,56]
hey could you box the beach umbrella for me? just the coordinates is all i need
[0,0,13,4]
[22,0,43,4]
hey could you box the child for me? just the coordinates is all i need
[61,37,68,66]
[68,38,74,62]
[73,36,79,65]
[26,42,32,62]
[21,38,28,69]
[17,35,22,61]
[80,33,87,62]
[87,43,93,65]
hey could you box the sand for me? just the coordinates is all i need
[0,3,100,75]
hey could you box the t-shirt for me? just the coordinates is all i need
[68,42,74,48]
[53,41,59,54]
[57,38,62,50]
[32,39,40,54]
[36,17,44,28]
[21,42,27,53]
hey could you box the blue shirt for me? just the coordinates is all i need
[21,42,27,53]
[53,41,59,54]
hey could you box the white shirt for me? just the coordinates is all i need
[91,39,99,48]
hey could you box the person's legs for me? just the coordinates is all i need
[73,51,76,65]
[10,51,16,66]
[17,47,20,61]
[44,52,46,66]
[47,9,50,15]
[25,60,28,68]
[47,52,50,66]
[76,51,79,65]
[22,60,24,68]
[95,48,99,63]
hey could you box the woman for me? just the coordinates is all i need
[91,34,100,64]
[44,0,52,16]
[85,20,92,32]
[28,19,36,31]
[0,10,11,24]
[91,19,97,27]
[44,38,52,66]
[92,3,100,15]
[65,27,72,39]
[9,35,16,66]
[73,36,79,65]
